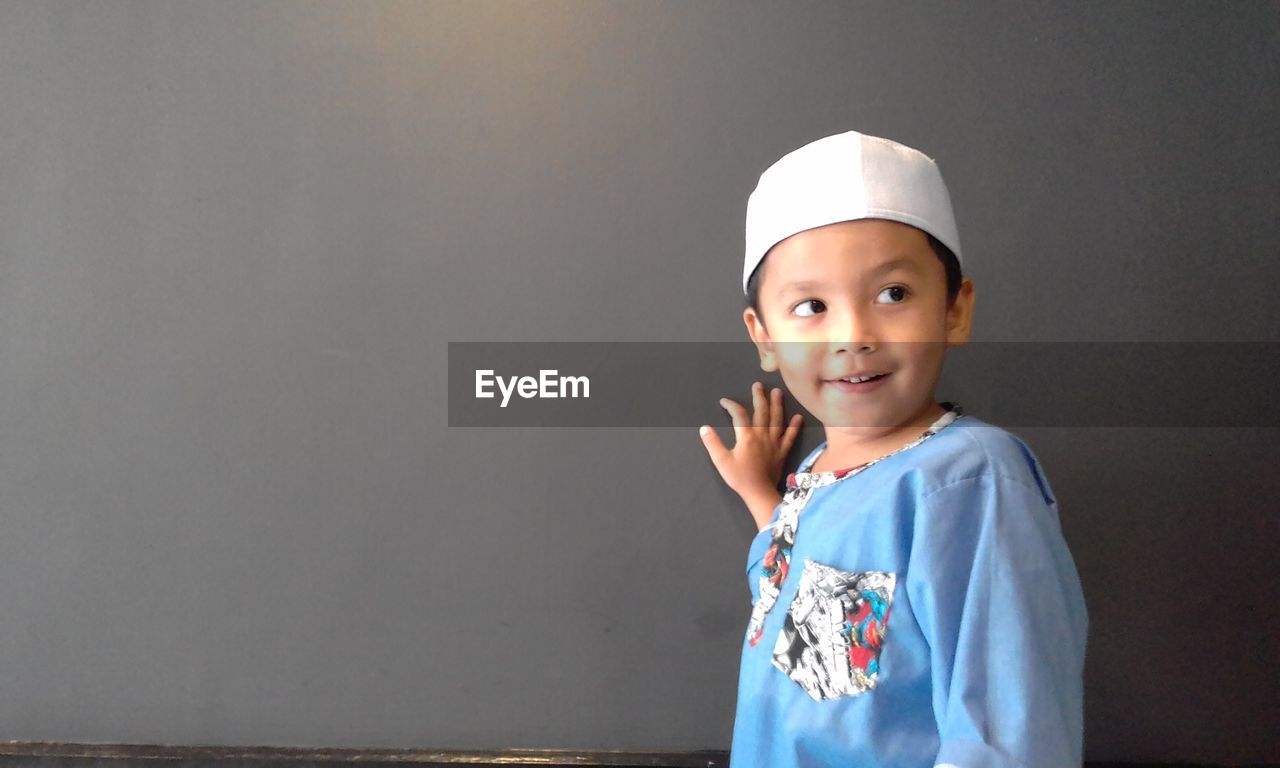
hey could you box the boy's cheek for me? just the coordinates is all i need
[772,340,820,363]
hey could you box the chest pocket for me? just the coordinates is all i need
[771,558,897,701]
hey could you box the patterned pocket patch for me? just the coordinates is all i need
[771,558,896,701]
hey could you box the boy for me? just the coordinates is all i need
[698,130,1088,768]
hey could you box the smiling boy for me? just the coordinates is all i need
[699,131,1088,768]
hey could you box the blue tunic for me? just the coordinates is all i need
[730,409,1088,768]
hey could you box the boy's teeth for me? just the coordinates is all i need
[844,374,880,383]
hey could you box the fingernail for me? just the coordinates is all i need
[699,426,709,437]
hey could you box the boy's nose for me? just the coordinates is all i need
[827,307,878,353]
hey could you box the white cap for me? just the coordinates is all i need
[743,130,962,295]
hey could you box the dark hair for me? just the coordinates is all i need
[745,230,962,322]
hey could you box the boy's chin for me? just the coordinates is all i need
[816,400,936,430]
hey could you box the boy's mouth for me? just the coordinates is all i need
[825,372,892,392]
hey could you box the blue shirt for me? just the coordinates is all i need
[730,410,1088,768]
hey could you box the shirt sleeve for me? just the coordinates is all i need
[906,473,1089,768]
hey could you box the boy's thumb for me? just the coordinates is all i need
[699,425,729,468]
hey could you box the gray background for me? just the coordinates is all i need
[0,0,1276,763]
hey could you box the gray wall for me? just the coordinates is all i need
[0,0,1276,763]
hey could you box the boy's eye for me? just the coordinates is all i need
[793,299,826,317]
[876,286,908,304]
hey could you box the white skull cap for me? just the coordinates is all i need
[743,130,962,295]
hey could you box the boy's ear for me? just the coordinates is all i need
[946,278,976,346]
[742,307,779,372]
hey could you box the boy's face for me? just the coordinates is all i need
[743,219,975,440]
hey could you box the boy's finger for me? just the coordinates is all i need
[719,398,749,444]
[781,413,803,452]
[769,388,784,435]
[751,382,767,428]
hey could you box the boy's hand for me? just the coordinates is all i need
[700,382,803,521]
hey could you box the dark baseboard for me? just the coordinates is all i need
[3,744,724,768]
[0,743,1275,768]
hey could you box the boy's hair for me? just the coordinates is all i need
[745,229,963,323]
